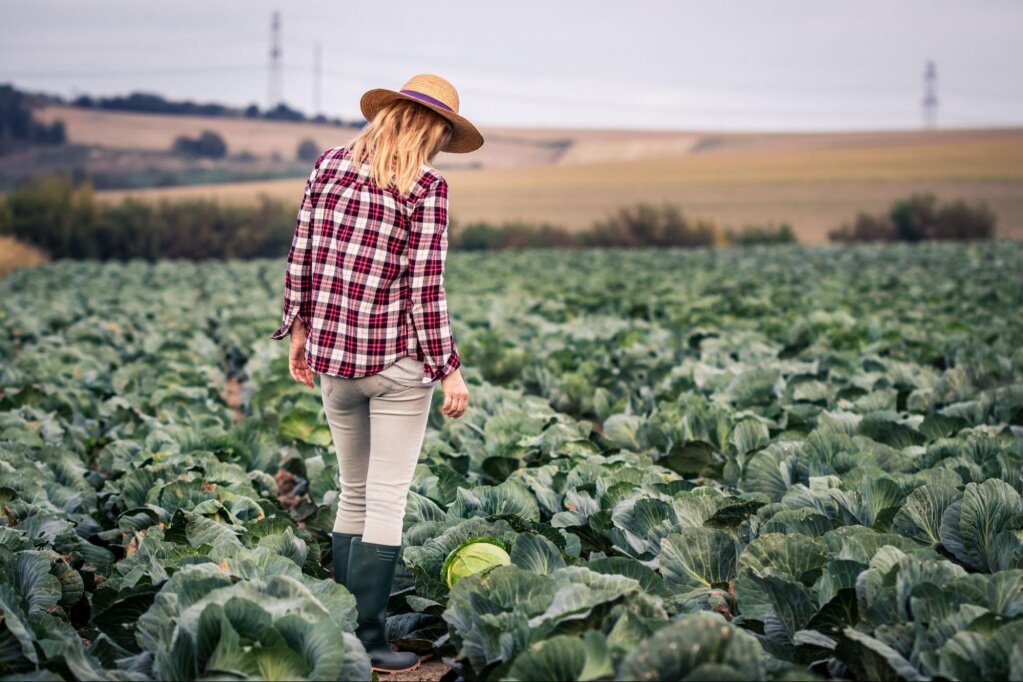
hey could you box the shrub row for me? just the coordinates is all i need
[829,192,995,242]
[724,222,797,246]
[2,174,997,261]
[450,210,794,250]
[0,175,294,260]
[450,204,723,250]
[1,181,748,259]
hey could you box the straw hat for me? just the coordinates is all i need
[360,74,484,153]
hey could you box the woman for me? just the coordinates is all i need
[270,73,484,674]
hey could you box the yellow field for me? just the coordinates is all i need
[97,126,1023,243]
[34,105,717,170]
[34,105,355,162]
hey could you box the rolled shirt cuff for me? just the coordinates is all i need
[409,301,460,382]
[270,306,303,340]
[423,347,461,383]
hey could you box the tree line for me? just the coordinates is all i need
[0,84,66,155]
[70,92,362,127]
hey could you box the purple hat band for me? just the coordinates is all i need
[400,89,455,113]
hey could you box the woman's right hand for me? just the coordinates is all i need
[440,369,469,418]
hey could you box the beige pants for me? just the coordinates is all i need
[319,371,435,546]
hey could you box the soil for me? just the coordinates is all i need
[222,376,246,425]
[378,655,451,682]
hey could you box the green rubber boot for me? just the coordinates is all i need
[347,538,421,674]
[330,531,360,587]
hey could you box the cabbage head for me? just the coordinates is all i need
[442,537,511,588]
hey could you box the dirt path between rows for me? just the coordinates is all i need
[385,656,450,682]
[222,376,246,425]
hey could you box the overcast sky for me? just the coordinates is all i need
[1,0,1020,131]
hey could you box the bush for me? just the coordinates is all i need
[589,203,717,248]
[296,138,321,162]
[830,193,995,242]
[172,130,227,158]
[0,173,296,260]
[33,119,66,145]
[446,204,720,251]
[0,174,103,258]
[450,220,576,251]
[725,223,797,246]
[264,103,305,122]
[829,211,897,242]
[932,199,996,240]
[890,193,938,241]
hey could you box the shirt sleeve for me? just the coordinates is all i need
[407,176,461,383]
[270,161,319,340]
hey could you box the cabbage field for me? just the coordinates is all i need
[1,242,1022,681]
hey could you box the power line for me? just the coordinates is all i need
[4,56,1013,108]
[1,61,1018,126]
[4,66,1009,107]
[0,70,1001,123]
[5,36,1016,107]
[6,38,994,100]
[0,64,265,79]
[0,38,268,51]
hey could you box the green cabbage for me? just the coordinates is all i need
[442,537,512,588]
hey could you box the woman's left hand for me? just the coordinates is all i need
[289,325,315,388]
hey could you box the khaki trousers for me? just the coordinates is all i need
[319,372,435,546]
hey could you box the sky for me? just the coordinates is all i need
[1,0,1021,132]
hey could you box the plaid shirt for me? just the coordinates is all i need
[270,145,460,384]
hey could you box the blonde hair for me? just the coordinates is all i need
[346,99,453,196]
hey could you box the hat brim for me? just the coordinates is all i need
[360,88,484,154]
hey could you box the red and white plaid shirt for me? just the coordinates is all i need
[270,145,460,384]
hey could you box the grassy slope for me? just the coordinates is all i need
[36,106,1023,244]
[0,236,47,276]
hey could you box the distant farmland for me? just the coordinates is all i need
[37,106,1023,243]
